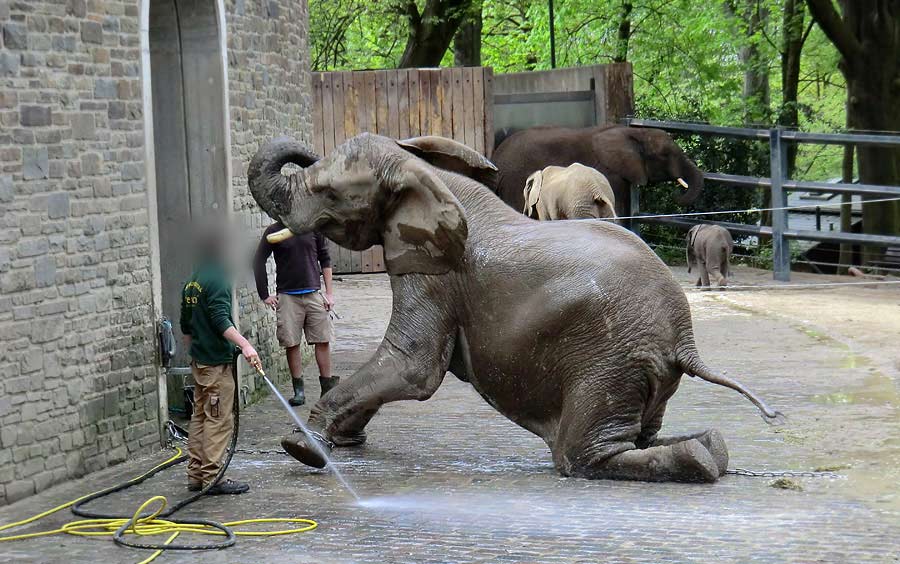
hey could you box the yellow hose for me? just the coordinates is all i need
[0,447,317,563]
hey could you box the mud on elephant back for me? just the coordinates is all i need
[248,133,782,483]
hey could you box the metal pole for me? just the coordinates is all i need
[769,127,791,281]
[629,186,641,236]
[548,0,556,69]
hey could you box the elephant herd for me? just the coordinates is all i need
[248,126,771,484]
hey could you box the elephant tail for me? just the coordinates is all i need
[678,351,785,425]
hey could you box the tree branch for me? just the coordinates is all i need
[805,0,861,60]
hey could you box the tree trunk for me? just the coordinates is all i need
[398,0,472,68]
[807,0,900,259]
[613,1,633,63]
[740,0,771,124]
[779,0,806,177]
[453,2,482,66]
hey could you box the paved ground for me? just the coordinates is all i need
[2,267,899,563]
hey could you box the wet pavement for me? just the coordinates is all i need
[1,268,899,563]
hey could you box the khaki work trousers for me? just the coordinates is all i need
[187,362,235,485]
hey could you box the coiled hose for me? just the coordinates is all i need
[0,354,317,562]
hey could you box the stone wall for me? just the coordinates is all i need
[225,0,312,392]
[0,0,311,505]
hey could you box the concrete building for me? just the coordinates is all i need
[0,0,312,504]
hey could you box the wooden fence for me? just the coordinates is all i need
[311,67,494,274]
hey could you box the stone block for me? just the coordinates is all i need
[47,192,69,219]
[4,479,34,504]
[0,175,12,202]
[81,152,102,175]
[20,105,51,126]
[70,113,95,139]
[0,51,19,76]
[93,78,117,99]
[17,238,48,258]
[80,21,102,44]
[66,0,86,17]
[22,146,49,180]
[2,22,26,50]
[34,256,56,287]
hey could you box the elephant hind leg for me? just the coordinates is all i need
[565,440,720,483]
[644,430,729,477]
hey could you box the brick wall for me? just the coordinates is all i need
[0,0,312,505]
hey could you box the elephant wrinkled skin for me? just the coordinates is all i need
[492,125,704,214]
[524,163,617,221]
[687,224,734,287]
[248,133,781,483]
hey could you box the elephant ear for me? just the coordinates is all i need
[380,157,468,276]
[685,225,700,272]
[397,136,498,188]
[523,170,543,217]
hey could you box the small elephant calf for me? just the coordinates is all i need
[686,224,733,287]
[523,163,617,221]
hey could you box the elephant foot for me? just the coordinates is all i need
[332,429,367,447]
[281,430,334,469]
[698,429,729,477]
[669,439,720,483]
[567,439,719,483]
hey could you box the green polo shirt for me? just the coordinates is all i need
[179,262,235,365]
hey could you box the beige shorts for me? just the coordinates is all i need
[276,292,334,347]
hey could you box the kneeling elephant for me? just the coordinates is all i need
[248,134,782,483]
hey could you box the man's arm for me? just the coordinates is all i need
[208,278,260,367]
[316,233,334,310]
[253,229,277,309]
[179,283,192,348]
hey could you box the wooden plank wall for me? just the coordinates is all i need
[311,67,494,274]
[493,63,634,125]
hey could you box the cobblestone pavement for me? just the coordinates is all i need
[2,269,899,563]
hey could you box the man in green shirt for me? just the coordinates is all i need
[180,227,260,495]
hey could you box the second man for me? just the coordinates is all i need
[254,222,337,406]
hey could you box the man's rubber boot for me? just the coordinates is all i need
[281,431,333,468]
[288,378,305,407]
[319,376,340,397]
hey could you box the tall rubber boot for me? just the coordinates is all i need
[319,376,340,398]
[288,377,305,406]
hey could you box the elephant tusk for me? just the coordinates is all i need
[267,227,296,244]
[676,177,689,189]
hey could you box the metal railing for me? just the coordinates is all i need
[624,118,900,281]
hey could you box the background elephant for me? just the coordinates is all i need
[249,133,780,483]
[687,224,734,287]
[524,163,617,221]
[492,125,705,215]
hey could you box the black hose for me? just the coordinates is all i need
[70,353,242,551]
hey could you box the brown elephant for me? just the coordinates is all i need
[248,134,781,483]
[687,224,734,287]
[524,163,617,221]
[491,125,704,214]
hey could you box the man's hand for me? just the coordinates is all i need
[263,295,278,310]
[242,344,261,371]
[183,335,192,348]
[323,292,335,311]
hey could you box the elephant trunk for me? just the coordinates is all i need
[673,160,705,205]
[248,137,320,222]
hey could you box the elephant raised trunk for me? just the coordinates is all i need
[247,136,319,225]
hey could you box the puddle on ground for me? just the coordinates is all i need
[814,369,900,407]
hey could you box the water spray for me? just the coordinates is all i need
[250,363,360,500]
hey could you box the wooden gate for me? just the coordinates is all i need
[311,67,494,274]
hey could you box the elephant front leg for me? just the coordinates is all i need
[281,331,452,468]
